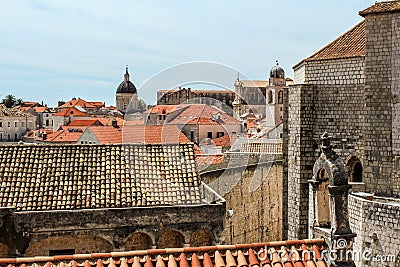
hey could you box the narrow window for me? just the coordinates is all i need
[207,132,213,139]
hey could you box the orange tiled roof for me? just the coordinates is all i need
[68,119,104,126]
[144,105,179,114]
[359,1,400,16]
[0,143,201,211]
[54,107,89,117]
[305,20,365,61]
[196,154,224,166]
[0,238,328,266]
[239,80,268,88]
[97,117,126,127]
[87,126,123,144]
[59,98,104,109]
[32,106,48,113]
[45,126,87,143]
[123,125,191,144]
[212,135,237,147]
[167,104,239,125]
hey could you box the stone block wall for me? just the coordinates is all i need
[349,194,400,266]
[286,84,315,240]
[363,12,400,197]
[201,156,283,244]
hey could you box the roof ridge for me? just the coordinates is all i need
[305,20,365,62]
[0,238,325,262]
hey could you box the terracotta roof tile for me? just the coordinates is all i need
[45,126,87,143]
[196,155,224,167]
[59,98,105,109]
[0,239,328,266]
[166,104,239,125]
[359,1,400,16]
[0,143,201,211]
[238,80,268,88]
[144,105,179,115]
[305,20,365,61]
[123,125,191,144]
[68,119,104,126]
[86,126,123,144]
[54,107,89,117]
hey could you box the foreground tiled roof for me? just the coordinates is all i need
[359,1,400,16]
[305,20,365,62]
[0,239,327,267]
[0,144,200,211]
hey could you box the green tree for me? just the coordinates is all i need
[2,94,17,108]
[137,98,147,111]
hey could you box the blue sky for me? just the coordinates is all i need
[0,1,375,107]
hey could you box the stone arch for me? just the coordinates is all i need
[190,228,215,247]
[125,232,153,250]
[277,90,284,104]
[0,243,11,257]
[25,234,112,256]
[346,156,363,183]
[157,230,185,249]
[268,90,273,104]
[314,168,331,227]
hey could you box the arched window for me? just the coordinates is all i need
[268,90,273,104]
[278,90,283,104]
[126,232,153,250]
[346,156,363,183]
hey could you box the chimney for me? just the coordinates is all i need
[42,132,47,141]
[112,119,118,128]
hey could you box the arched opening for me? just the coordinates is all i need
[315,169,331,228]
[278,90,283,104]
[190,228,215,247]
[25,235,112,256]
[268,90,273,104]
[157,230,185,249]
[346,156,363,183]
[125,232,153,250]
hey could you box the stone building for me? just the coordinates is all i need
[233,63,291,127]
[116,66,138,113]
[144,104,241,144]
[0,143,224,256]
[285,1,400,265]
[157,87,235,112]
[0,104,36,142]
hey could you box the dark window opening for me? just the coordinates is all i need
[207,132,212,139]
[217,132,224,138]
[190,130,194,142]
[353,162,363,182]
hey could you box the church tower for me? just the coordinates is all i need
[116,66,138,113]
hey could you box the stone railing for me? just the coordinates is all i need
[239,141,283,154]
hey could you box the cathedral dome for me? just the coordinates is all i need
[269,62,285,79]
[116,66,137,94]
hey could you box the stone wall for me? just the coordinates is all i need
[286,84,315,239]
[363,12,400,197]
[201,154,283,244]
[349,194,400,266]
[0,204,224,256]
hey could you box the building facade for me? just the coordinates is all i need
[0,104,36,142]
[285,2,400,266]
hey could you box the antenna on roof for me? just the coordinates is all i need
[236,71,240,81]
